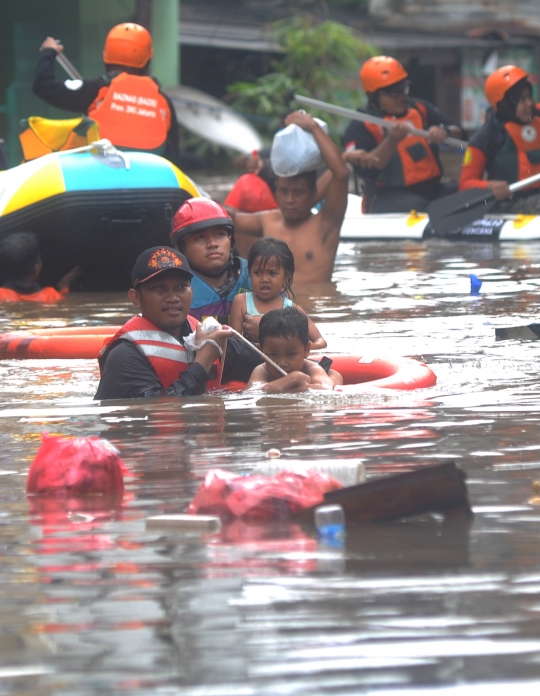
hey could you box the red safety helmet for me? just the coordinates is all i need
[171,198,235,247]
[103,23,153,69]
[360,56,408,93]
[484,65,529,107]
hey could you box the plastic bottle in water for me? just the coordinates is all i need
[315,504,346,544]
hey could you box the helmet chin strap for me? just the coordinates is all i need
[190,258,232,280]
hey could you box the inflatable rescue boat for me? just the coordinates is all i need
[0,326,436,392]
[340,193,540,242]
[0,142,201,290]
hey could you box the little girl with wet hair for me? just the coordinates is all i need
[230,237,327,349]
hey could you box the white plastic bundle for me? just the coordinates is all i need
[270,118,328,177]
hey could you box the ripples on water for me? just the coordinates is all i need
[1,239,540,693]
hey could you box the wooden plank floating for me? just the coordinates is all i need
[296,461,472,526]
[495,323,540,341]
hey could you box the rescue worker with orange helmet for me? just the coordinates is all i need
[343,55,465,213]
[459,65,540,214]
[33,23,180,164]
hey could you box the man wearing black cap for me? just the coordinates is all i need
[95,247,231,400]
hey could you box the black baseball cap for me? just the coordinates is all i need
[131,246,194,288]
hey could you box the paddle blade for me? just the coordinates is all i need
[427,187,497,236]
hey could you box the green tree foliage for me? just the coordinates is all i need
[226,17,377,140]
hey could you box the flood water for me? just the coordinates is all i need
[2,233,540,694]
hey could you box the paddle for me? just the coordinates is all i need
[54,43,83,80]
[427,171,540,236]
[294,94,468,150]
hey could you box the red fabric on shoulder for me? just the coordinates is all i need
[459,146,489,191]
[224,173,277,212]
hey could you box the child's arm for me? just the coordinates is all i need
[246,365,311,392]
[303,360,335,390]
[229,294,247,335]
[294,304,327,350]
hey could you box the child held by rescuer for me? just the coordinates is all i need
[229,237,327,349]
[246,306,343,393]
[0,232,80,303]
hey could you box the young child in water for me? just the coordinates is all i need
[0,232,80,303]
[230,237,327,349]
[246,307,343,393]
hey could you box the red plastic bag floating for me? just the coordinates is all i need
[187,468,342,522]
[26,433,131,497]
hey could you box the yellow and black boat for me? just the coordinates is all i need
[0,126,201,290]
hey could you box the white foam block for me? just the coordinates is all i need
[146,514,221,534]
[254,459,366,487]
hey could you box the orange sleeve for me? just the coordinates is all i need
[459,146,489,191]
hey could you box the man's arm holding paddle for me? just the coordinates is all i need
[460,145,512,201]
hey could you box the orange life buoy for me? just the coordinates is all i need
[0,327,436,391]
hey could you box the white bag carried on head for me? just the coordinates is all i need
[270,118,328,177]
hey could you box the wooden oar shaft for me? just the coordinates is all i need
[228,328,287,376]
[294,94,467,151]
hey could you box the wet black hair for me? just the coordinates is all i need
[0,232,41,280]
[259,306,309,348]
[276,169,317,191]
[247,237,295,298]
[496,77,533,122]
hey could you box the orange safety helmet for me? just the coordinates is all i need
[484,65,529,107]
[360,56,408,93]
[103,23,153,69]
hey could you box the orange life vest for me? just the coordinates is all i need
[99,315,220,390]
[87,73,170,152]
[489,118,540,190]
[364,104,442,188]
[0,286,67,303]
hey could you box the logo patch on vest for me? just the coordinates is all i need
[149,248,184,271]
[522,125,537,143]
[463,148,473,166]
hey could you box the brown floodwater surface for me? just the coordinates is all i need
[1,237,540,693]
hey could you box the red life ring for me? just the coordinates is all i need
[0,328,436,390]
[0,326,118,359]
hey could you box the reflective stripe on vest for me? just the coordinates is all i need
[99,315,199,389]
[87,73,170,151]
[364,105,441,188]
[489,118,540,189]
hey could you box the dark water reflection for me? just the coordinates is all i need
[1,239,540,693]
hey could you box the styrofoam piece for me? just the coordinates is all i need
[146,514,221,534]
[253,458,366,487]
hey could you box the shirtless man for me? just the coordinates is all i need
[232,111,349,286]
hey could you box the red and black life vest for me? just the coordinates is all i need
[363,103,442,189]
[88,73,170,152]
[487,116,540,189]
[99,315,200,389]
